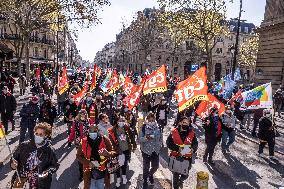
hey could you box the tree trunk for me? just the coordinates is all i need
[24,35,30,81]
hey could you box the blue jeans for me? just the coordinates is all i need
[90,178,104,189]
[221,129,235,149]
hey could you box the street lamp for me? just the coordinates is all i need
[231,0,243,80]
[230,47,235,73]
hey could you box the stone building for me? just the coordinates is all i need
[255,0,284,90]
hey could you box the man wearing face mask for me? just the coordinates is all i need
[258,109,277,161]
[78,93,97,125]
[108,116,137,187]
[11,122,58,189]
[153,97,169,133]
[19,96,40,143]
[139,112,162,189]
[77,125,115,189]
[166,117,198,189]
[221,106,236,154]
[202,108,222,165]
[0,86,17,133]
[64,94,78,134]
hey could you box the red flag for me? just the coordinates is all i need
[90,64,98,92]
[36,65,40,80]
[123,76,137,96]
[174,67,208,112]
[124,78,146,110]
[73,83,88,105]
[196,93,225,119]
[58,66,69,95]
[228,90,242,105]
[143,65,167,95]
[106,70,120,95]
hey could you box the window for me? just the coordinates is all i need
[216,37,223,42]
[229,35,233,41]
[243,37,247,42]
[43,49,48,59]
[216,48,223,54]
[244,27,249,33]
[230,25,235,32]
[33,47,39,57]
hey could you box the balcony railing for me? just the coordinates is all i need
[0,34,55,45]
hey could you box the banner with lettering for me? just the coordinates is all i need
[174,67,208,112]
[106,70,120,95]
[58,66,69,95]
[143,65,167,95]
[196,93,225,119]
[123,76,137,96]
[124,78,145,110]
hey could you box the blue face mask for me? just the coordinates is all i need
[89,132,98,140]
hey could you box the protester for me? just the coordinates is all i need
[97,113,112,137]
[166,117,198,189]
[78,92,97,125]
[68,109,90,147]
[39,96,57,126]
[10,122,58,189]
[108,116,137,187]
[57,91,68,116]
[153,97,169,133]
[76,125,115,189]
[0,86,17,133]
[221,106,236,154]
[251,108,264,137]
[19,96,40,143]
[18,74,27,96]
[64,94,77,134]
[203,108,222,165]
[258,109,277,161]
[139,112,162,188]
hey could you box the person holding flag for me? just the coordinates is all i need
[221,106,236,154]
[202,108,223,165]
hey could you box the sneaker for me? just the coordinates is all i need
[116,177,121,187]
[122,175,127,185]
[227,148,231,154]
[258,153,265,158]
[269,156,277,161]
[208,160,215,166]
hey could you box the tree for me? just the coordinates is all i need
[239,35,259,80]
[158,0,227,80]
[0,0,110,78]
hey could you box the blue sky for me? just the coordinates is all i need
[76,0,266,61]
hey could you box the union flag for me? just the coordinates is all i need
[58,66,69,95]
[143,65,167,95]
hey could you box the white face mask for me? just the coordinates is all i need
[265,113,271,118]
[148,121,156,127]
[87,97,92,101]
[89,132,98,140]
[106,105,111,109]
[34,135,44,144]
[118,122,125,128]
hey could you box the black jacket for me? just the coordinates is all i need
[20,102,40,128]
[11,141,59,189]
[203,116,223,143]
[39,102,57,126]
[258,116,275,141]
[0,92,16,115]
[166,126,198,160]
[63,100,77,123]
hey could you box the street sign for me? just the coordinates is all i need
[191,64,199,72]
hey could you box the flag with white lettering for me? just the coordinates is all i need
[143,65,167,95]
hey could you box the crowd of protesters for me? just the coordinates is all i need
[0,66,282,189]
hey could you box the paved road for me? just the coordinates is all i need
[0,85,284,189]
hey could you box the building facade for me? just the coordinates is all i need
[255,0,284,90]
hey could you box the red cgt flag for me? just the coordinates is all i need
[143,65,167,95]
[196,93,225,119]
[58,66,69,95]
[73,83,88,105]
[124,78,146,110]
[174,66,208,112]
[106,70,120,95]
[90,64,98,92]
[123,76,137,96]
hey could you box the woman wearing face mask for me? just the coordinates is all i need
[10,122,58,189]
[78,93,97,125]
[139,112,162,189]
[202,108,222,165]
[166,117,198,189]
[153,97,169,133]
[97,113,112,137]
[77,125,115,189]
[221,106,236,154]
[68,110,90,147]
[108,117,137,187]
[258,109,277,161]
